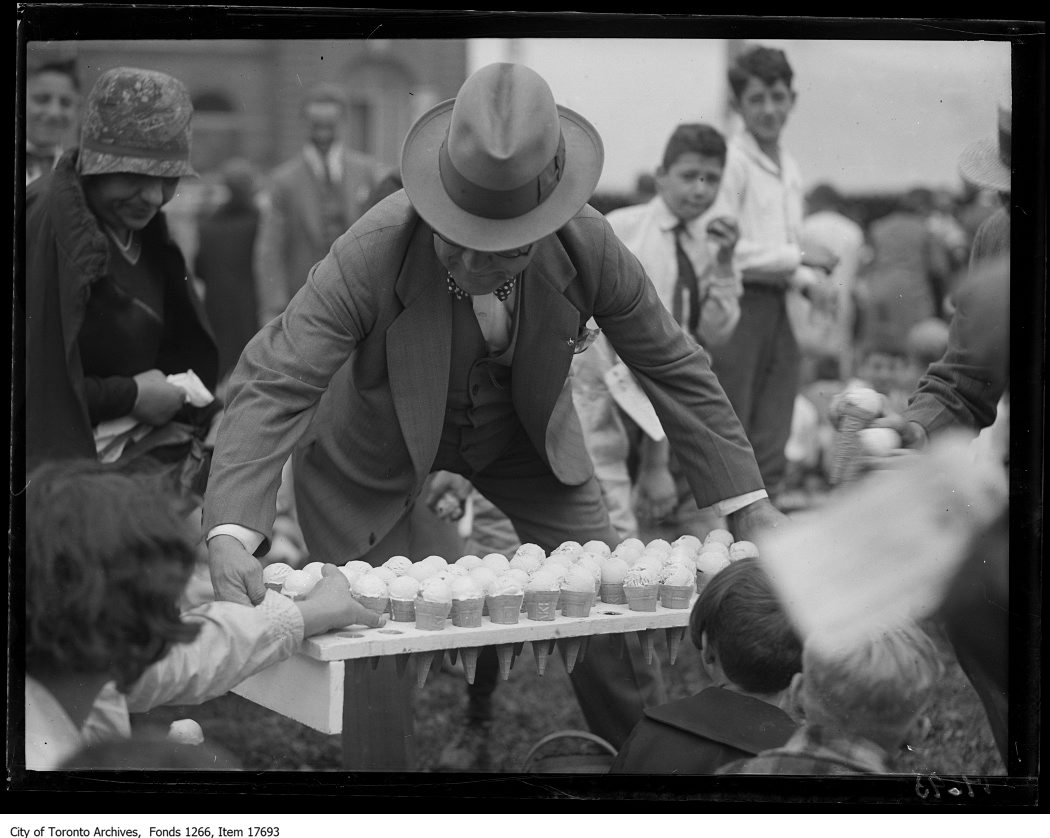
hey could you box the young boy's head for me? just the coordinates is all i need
[26,460,201,692]
[794,623,942,752]
[856,345,909,396]
[690,557,803,695]
[728,45,796,149]
[655,123,727,224]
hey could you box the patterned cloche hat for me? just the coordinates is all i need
[78,67,197,178]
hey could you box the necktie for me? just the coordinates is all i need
[673,224,702,335]
[447,272,518,303]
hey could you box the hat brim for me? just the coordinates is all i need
[400,98,604,252]
[78,147,198,179]
[957,137,1010,194]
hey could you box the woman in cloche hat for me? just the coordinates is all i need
[24,67,218,479]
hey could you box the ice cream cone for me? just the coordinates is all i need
[451,597,484,628]
[562,637,583,673]
[264,581,284,592]
[370,655,381,671]
[486,594,524,624]
[415,650,441,688]
[638,629,656,664]
[350,657,370,685]
[394,653,410,679]
[831,403,876,485]
[559,589,595,617]
[525,590,560,621]
[414,598,451,630]
[390,598,416,622]
[665,626,686,665]
[624,583,659,612]
[461,647,479,685]
[447,647,459,666]
[599,582,627,604]
[496,644,514,680]
[659,584,695,609]
[356,594,389,616]
[577,635,590,666]
[533,638,556,676]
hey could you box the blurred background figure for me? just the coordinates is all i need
[253,82,385,326]
[194,157,263,386]
[25,57,81,186]
[854,186,951,358]
[798,183,865,382]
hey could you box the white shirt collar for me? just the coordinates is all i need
[733,130,784,177]
[302,142,345,183]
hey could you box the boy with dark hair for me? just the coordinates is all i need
[608,557,801,773]
[708,44,838,503]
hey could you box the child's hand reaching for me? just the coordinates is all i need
[297,564,387,635]
[706,215,739,265]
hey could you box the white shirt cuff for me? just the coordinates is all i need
[207,524,265,556]
[706,490,769,518]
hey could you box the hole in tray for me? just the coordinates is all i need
[337,631,365,639]
[377,629,403,635]
[600,611,620,616]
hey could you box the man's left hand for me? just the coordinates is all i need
[706,216,740,264]
[727,497,788,542]
[634,466,678,525]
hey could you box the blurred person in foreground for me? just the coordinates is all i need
[23,459,383,771]
[203,62,784,770]
[25,58,81,186]
[609,557,801,774]
[24,66,219,498]
[718,623,941,775]
[707,45,839,504]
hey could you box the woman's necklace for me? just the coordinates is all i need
[106,225,141,265]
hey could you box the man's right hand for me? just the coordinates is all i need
[131,369,187,426]
[208,534,267,605]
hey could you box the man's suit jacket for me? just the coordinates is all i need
[253,147,382,325]
[205,191,763,560]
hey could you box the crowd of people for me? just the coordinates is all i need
[19,42,1016,781]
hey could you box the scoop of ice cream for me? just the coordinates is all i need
[699,542,731,562]
[666,547,696,568]
[575,554,603,582]
[281,569,317,597]
[337,565,358,584]
[561,566,596,593]
[468,566,499,591]
[634,557,664,578]
[506,568,530,588]
[487,573,524,597]
[480,553,511,575]
[661,563,696,587]
[450,576,485,600]
[582,540,611,559]
[509,552,543,574]
[444,564,468,577]
[352,572,389,599]
[695,551,731,578]
[704,529,735,548]
[623,566,658,587]
[167,719,204,746]
[612,538,645,562]
[600,557,629,584]
[552,540,583,557]
[344,560,373,579]
[454,554,483,571]
[406,562,439,582]
[859,426,903,456]
[369,566,398,587]
[382,555,413,576]
[420,555,449,573]
[301,561,326,582]
[729,540,760,561]
[388,576,421,600]
[672,535,702,556]
[644,538,672,558]
[526,570,561,593]
[545,551,576,568]
[263,562,293,587]
[539,562,568,586]
[419,576,453,604]
[513,543,547,564]
[841,386,883,416]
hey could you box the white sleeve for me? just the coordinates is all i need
[207,523,266,555]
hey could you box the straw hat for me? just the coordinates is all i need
[401,63,603,252]
[78,66,196,178]
[958,103,1010,194]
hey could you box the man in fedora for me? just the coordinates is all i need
[203,63,784,770]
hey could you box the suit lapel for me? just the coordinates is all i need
[512,239,581,437]
[297,154,325,244]
[386,222,452,479]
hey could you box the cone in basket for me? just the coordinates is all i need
[830,403,876,486]
[451,597,484,628]
[665,626,686,665]
[356,594,389,616]
[624,584,659,612]
[599,582,627,604]
[496,644,514,680]
[562,637,583,673]
[659,584,695,609]
[415,598,451,630]
[559,589,594,617]
[487,594,523,624]
[390,598,416,622]
[525,590,560,621]
[461,647,479,685]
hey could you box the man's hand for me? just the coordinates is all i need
[727,497,789,542]
[131,369,187,426]
[706,216,740,265]
[424,470,473,522]
[871,415,928,450]
[208,534,267,606]
[801,240,840,274]
[633,466,678,526]
[297,565,387,635]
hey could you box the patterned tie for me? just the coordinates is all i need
[673,223,702,335]
[447,272,518,302]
